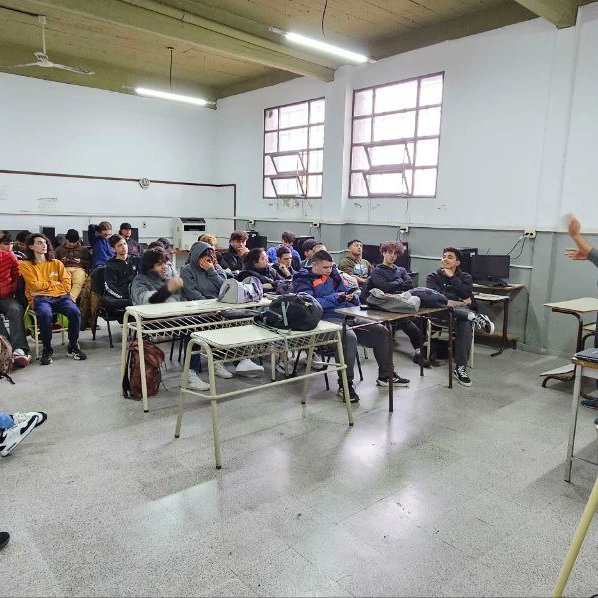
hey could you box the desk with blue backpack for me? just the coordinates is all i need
[120,297,270,413]
[335,303,454,413]
[174,320,354,469]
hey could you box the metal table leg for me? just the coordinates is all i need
[565,364,582,483]
[491,298,509,357]
[447,308,454,389]
[386,321,394,412]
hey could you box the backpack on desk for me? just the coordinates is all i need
[254,293,323,331]
[122,340,165,399]
[366,288,421,313]
[218,276,263,303]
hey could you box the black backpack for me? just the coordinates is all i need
[254,293,323,331]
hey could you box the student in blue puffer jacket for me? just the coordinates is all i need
[293,249,409,403]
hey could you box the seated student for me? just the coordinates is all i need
[300,238,320,268]
[20,233,87,365]
[54,229,92,301]
[0,410,47,457]
[239,248,285,291]
[218,230,249,273]
[426,247,494,386]
[180,241,226,300]
[12,230,31,260]
[118,223,142,256]
[91,221,115,269]
[266,231,301,270]
[366,241,429,367]
[272,246,297,280]
[131,247,183,305]
[198,233,218,248]
[339,239,373,287]
[293,250,409,402]
[103,234,138,311]
[0,231,31,368]
[147,240,178,279]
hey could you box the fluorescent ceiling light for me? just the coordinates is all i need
[270,27,372,64]
[134,87,214,106]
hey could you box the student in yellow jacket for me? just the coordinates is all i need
[20,233,87,365]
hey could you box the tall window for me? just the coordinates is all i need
[263,98,325,199]
[349,72,444,198]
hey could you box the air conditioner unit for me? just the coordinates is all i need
[173,217,206,250]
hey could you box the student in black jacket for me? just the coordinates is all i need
[366,241,429,367]
[103,235,139,311]
[426,247,494,386]
[272,246,297,280]
[238,247,284,292]
[218,230,249,273]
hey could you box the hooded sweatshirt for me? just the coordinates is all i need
[339,255,372,278]
[130,270,181,305]
[0,249,19,299]
[55,241,92,271]
[292,265,359,320]
[180,241,226,300]
[426,268,473,302]
[92,236,115,268]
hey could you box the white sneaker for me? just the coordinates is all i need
[0,412,47,457]
[186,370,210,391]
[235,359,264,377]
[214,361,233,379]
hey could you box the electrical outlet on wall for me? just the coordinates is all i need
[247,219,255,227]
[141,221,147,228]
[524,229,537,239]
[311,222,320,228]
[399,224,410,234]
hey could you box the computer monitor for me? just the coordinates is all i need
[470,255,510,281]
[456,247,478,274]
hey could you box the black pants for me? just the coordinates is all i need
[394,318,422,350]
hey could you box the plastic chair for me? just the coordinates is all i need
[24,306,67,360]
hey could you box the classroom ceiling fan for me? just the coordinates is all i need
[3,15,94,75]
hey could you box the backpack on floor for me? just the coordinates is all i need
[218,276,263,304]
[0,335,15,385]
[254,293,323,331]
[122,340,165,400]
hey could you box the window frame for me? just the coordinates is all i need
[349,71,444,199]
[262,97,325,200]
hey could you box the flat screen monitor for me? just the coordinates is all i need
[471,255,510,280]
[457,247,478,274]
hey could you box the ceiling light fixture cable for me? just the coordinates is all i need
[321,0,328,38]
[167,46,173,92]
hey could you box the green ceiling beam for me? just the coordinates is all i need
[369,3,537,60]
[0,40,218,103]
[512,0,578,28]
[217,71,300,100]
[32,0,336,81]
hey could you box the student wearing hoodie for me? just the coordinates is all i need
[218,230,249,273]
[239,248,285,291]
[130,247,183,305]
[426,247,494,386]
[266,231,301,270]
[181,241,226,301]
[293,250,409,403]
[54,229,92,301]
[91,221,115,269]
[366,241,429,367]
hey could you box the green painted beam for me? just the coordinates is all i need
[31,0,336,80]
[217,71,300,100]
[369,3,537,60]
[0,40,218,104]
[513,0,578,28]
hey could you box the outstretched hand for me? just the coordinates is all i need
[565,248,589,261]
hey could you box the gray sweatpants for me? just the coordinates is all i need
[0,297,28,353]
[326,317,390,382]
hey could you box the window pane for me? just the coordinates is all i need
[273,154,304,173]
[309,125,324,149]
[279,103,308,128]
[273,177,301,196]
[373,111,415,141]
[350,173,368,197]
[264,155,276,175]
[354,89,373,116]
[264,132,277,153]
[307,175,322,197]
[369,143,414,167]
[415,138,439,166]
[417,107,441,136]
[420,75,443,106]
[368,172,403,194]
[310,99,325,124]
[308,150,323,173]
[374,80,417,113]
[279,127,308,151]
[264,177,276,197]
[413,168,437,196]
[351,146,369,170]
[352,118,371,143]
[264,108,278,131]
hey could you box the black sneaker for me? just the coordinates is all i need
[412,350,431,368]
[0,532,9,550]
[473,314,495,334]
[377,373,410,387]
[581,398,598,409]
[338,383,360,403]
[454,365,472,386]
[67,344,87,361]
[40,347,53,366]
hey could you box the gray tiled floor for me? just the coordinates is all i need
[2,328,598,597]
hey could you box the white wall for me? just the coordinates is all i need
[215,3,598,234]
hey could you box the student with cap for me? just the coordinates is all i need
[118,223,141,255]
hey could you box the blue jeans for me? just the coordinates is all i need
[0,412,13,430]
[33,294,81,349]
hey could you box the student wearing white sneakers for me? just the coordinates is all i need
[0,410,47,457]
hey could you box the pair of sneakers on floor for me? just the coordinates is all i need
[41,344,87,365]
[187,359,264,391]
[453,312,495,387]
